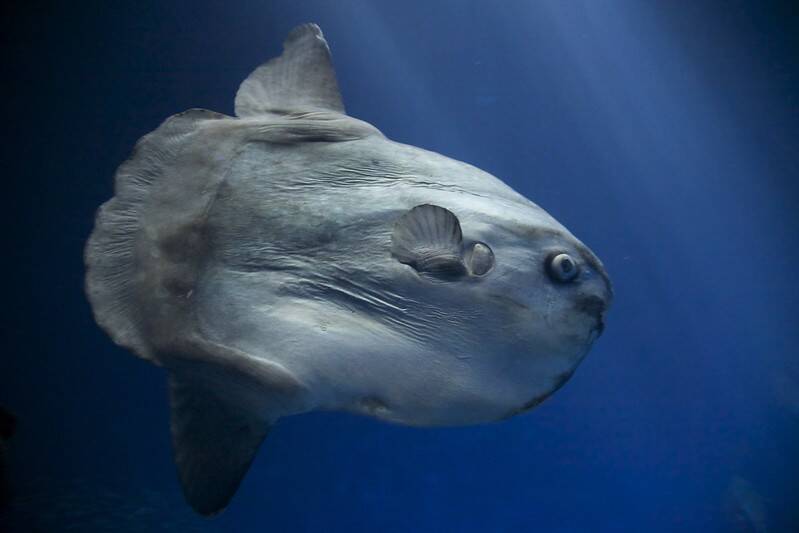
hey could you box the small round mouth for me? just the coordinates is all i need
[576,294,607,338]
[577,294,607,316]
[593,317,605,338]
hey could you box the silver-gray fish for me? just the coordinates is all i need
[85,23,612,516]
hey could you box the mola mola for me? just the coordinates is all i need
[85,23,612,515]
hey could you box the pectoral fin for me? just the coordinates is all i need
[391,204,467,279]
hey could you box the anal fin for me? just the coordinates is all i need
[168,375,270,516]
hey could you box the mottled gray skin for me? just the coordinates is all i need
[85,23,612,515]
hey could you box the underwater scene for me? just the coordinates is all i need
[2,1,798,531]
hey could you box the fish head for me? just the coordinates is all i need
[376,173,613,424]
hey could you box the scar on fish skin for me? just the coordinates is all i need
[359,396,389,415]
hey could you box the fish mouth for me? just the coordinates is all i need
[576,294,608,338]
[592,315,605,337]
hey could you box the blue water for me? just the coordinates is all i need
[2,1,798,531]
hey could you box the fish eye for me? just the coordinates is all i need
[467,242,495,276]
[547,253,579,283]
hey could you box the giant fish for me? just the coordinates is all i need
[85,23,612,515]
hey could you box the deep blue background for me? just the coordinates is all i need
[2,1,798,531]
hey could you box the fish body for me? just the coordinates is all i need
[85,23,612,515]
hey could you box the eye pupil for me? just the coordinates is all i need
[548,253,578,283]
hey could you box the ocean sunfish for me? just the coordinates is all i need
[85,23,612,516]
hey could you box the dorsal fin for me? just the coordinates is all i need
[235,23,345,117]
